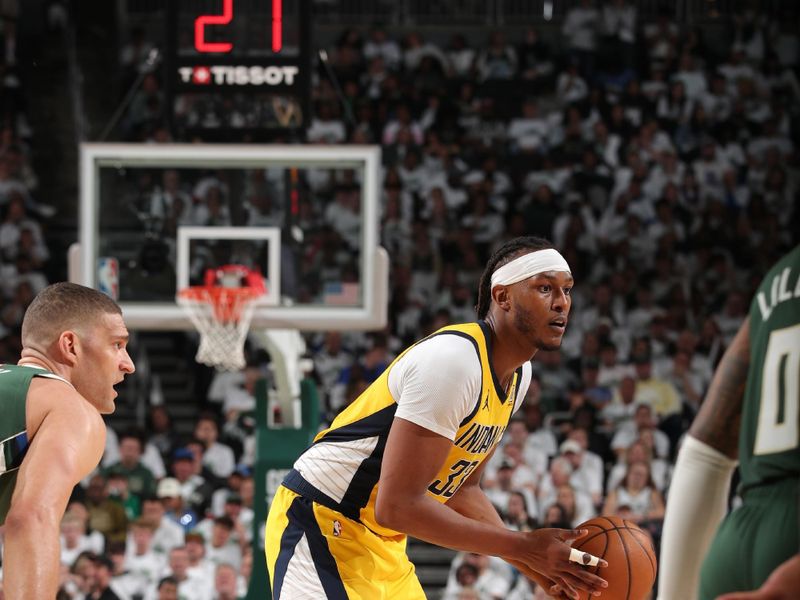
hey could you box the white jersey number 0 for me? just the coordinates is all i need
[754,324,800,455]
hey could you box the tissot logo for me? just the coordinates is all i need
[178,65,300,87]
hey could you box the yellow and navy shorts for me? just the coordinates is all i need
[265,485,427,599]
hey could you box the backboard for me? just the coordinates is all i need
[73,143,387,331]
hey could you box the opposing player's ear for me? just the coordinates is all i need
[491,284,512,311]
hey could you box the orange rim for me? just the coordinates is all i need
[179,286,261,322]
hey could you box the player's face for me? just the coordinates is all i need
[74,313,135,413]
[510,271,573,351]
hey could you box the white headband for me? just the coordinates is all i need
[491,249,571,288]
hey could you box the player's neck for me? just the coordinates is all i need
[18,348,70,380]
[484,313,537,385]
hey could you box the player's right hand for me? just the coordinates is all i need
[514,528,608,599]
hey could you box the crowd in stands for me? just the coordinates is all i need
[1,1,799,599]
[0,0,55,366]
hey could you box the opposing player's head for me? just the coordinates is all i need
[476,236,572,351]
[21,282,135,412]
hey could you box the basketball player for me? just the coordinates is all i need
[0,282,135,598]
[265,237,608,599]
[659,244,800,600]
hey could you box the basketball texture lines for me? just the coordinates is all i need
[573,516,657,600]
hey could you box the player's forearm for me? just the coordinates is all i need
[657,435,736,600]
[376,486,524,558]
[3,509,62,598]
[446,483,506,527]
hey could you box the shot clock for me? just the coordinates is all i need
[164,0,311,139]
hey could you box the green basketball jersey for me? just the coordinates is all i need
[739,244,800,492]
[0,364,69,525]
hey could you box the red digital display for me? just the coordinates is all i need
[272,0,282,53]
[194,0,284,54]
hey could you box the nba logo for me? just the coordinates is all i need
[97,257,119,300]
[333,520,342,537]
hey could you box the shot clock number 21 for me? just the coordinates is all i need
[195,0,285,53]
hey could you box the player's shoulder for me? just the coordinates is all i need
[407,328,483,370]
[27,377,104,436]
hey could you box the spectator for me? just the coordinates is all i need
[307,101,347,144]
[602,460,665,527]
[158,477,199,532]
[441,562,480,600]
[559,432,605,506]
[606,438,671,493]
[123,518,163,596]
[210,465,252,517]
[204,516,243,571]
[85,474,129,544]
[194,415,236,480]
[103,430,157,501]
[154,576,179,600]
[106,471,140,521]
[611,403,671,461]
[162,546,211,600]
[444,33,476,78]
[138,496,184,557]
[107,540,145,600]
[445,553,513,600]
[60,512,98,568]
[562,0,600,77]
[0,192,45,263]
[541,503,571,529]
[523,401,558,458]
[213,563,241,600]
[146,405,180,465]
[601,0,638,72]
[476,31,517,81]
[550,484,596,528]
[506,98,549,153]
[170,445,215,517]
[503,491,538,532]
[64,500,106,555]
[185,530,214,589]
[517,27,554,88]
[631,350,682,423]
[601,375,639,429]
[87,553,125,600]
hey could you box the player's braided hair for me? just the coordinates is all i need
[475,236,554,320]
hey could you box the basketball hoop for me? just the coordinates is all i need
[178,266,266,371]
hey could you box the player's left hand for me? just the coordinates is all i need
[506,560,572,599]
[517,528,608,598]
[716,554,800,600]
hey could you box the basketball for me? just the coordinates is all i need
[572,516,657,600]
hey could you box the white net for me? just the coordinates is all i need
[178,287,260,371]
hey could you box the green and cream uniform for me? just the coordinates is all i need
[0,364,71,524]
[700,244,800,598]
[265,321,531,599]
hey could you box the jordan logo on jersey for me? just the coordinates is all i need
[482,393,490,411]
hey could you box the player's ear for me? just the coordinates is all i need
[57,330,81,366]
[491,284,512,311]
